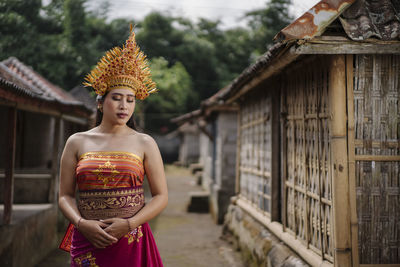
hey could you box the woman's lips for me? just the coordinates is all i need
[117,113,128,118]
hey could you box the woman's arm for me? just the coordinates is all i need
[103,134,168,237]
[58,135,117,248]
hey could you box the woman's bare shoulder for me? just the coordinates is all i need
[135,132,156,145]
[135,133,160,157]
[65,128,99,148]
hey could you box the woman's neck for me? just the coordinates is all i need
[97,122,129,135]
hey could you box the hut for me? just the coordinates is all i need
[172,88,238,223]
[0,57,92,267]
[219,0,400,266]
[200,88,238,223]
[171,109,202,167]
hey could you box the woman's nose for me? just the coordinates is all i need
[119,99,128,109]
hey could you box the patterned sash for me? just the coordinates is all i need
[78,187,144,220]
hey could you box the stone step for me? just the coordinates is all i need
[187,191,209,213]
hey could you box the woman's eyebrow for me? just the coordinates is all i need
[111,93,135,97]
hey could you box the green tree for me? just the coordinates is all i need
[0,0,294,133]
[196,18,253,87]
[0,0,68,85]
[139,57,193,133]
[245,0,293,55]
[136,12,221,109]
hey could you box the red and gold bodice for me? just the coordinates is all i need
[76,151,145,220]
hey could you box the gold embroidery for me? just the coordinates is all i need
[74,251,99,267]
[92,160,120,186]
[80,151,143,162]
[79,187,143,197]
[125,225,143,244]
[78,188,145,220]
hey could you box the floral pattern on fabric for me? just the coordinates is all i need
[124,225,143,244]
[74,251,99,267]
[92,160,121,186]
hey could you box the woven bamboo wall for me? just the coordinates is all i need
[281,58,333,261]
[239,89,272,215]
[353,55,400,264]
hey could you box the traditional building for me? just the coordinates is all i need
[171,109,202,167]
[200,88,238,223]
[0,57,92,267]
[219,0,400,266]
[172,88,238,224]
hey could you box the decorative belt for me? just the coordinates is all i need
[78,187,144,220]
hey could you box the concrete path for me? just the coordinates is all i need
[36,165,244,267]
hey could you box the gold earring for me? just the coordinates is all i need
[98,105,103,112]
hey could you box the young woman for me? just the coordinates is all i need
[58,28,167,267]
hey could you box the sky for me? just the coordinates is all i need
[90,0,320,29]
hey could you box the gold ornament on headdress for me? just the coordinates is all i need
[83,25,157,100]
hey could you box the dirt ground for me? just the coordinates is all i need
[36,165,244,267]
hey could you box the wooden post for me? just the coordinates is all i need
[235,105,241,194]
[346,54,359,267]
[271,83,280,222]
[329,55,352,266]
[49,117,61,203]
[280,79,288,232]
[3,107,17,225]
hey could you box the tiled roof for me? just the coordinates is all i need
[70,85,97,112]
[0,57,91,116]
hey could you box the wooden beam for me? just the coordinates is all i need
[196,120,214,141]
[226,46,300,104]
[235,106,241,194]
[236,197,333,267]
[3,107,17,224]
[0,98,90,123]
[271,87,280,222]
[354,155,400,161]
[280,97,288,233]
[61,114,88,125]
[329,55,352,266]
[48,117,61,203]
[346,54,360,267]
[295,42,400,55]
[0,173,51,179]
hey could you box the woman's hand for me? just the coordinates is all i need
[78,219,118,248]
[101,218,131,239]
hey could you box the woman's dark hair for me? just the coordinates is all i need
[95,93,138,131]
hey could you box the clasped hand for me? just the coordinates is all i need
[78,218,131,248]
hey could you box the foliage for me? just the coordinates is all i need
[0,0,293,133]
[245,0,293,55]
[139,57,193,133]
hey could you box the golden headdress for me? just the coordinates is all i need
[83,25,156,100]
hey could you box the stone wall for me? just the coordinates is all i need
[199,127,213,191]
[210,111,237,224]
[0,204,58,267]
[181,133,200,166]
[223,204,309,267]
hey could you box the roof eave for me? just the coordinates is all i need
[274,0,356,43]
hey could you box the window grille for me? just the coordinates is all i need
[282,61,333,261]
[239,91,272,215]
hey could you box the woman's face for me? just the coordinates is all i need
[102,88,136,125]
